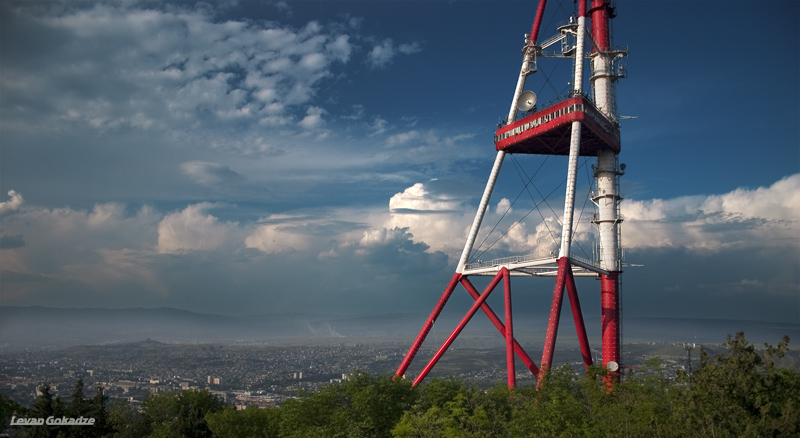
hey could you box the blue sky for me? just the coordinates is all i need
[1,1,798,325]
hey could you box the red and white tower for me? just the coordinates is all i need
[396,0,626,387]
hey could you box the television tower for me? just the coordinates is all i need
[396,0,627,387]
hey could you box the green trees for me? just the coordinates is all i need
[674,332,799,437]
[279,371,415,438]
[22,383,66,438]
[206,406,281,438]
[393,379,511,438]
[5,332,797,438]
[1,393,25,434]
[141,388,225,438]
[60,379,111,438]
[395,333,799,438]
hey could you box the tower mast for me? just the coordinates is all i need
[589,0,624,382]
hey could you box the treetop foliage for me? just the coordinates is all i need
[2,332,797,438]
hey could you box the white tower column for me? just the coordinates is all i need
[594,150,621,271]
[455,43,535,274]
[557,14,586,258]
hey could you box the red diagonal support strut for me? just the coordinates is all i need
[539,257,569,379]
[529,0,549,45]
[564,261,593,371]
[395,272,461,379]
[503,268,516,388]
[412,269,506,386]
[460,278,539,375]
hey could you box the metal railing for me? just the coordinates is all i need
[464,251,604,273]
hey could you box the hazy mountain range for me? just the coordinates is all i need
[1,306,797,351]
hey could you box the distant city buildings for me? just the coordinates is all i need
[0,342,714,410]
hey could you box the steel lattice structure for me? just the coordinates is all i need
[396,0,626,388]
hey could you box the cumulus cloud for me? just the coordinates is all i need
[496,198,512,215]
[244,211,370,255]
[298,106,327,130]
[0,190,24,215]
[389,182,462,213]
[87,203,126,228]
[245,224,311,254]
[622,174,800,251]
[0,201,162,298]
[330,226,449,275]
[1,175,797,318]
[383,182,472,257]
[379,175,800,264]
[157,203,240,254]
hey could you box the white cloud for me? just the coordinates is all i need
[398,42,422,54]
[384,182,471,257]
[326,34,352,62]
[1,175,797,318]
[389,183,460,212]
[2,3,354,156]
[245,224,311,254]
[369,116,390,136]
[378,175,800,263]
[157,203,240,254]
[358,227,408,248]
[0,201,162,298]
[87,203,126,228]
[622,174,800,251]
[496,198,512,215]
[367,38,422,69]
[0,190,24,215]
[367,39,396,69]
[298,106,327,130]
[385,130,419,147]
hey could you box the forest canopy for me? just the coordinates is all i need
[3,332,798,438]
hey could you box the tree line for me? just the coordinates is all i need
[2,331,798,437]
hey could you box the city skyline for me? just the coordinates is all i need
[1,1,798,324]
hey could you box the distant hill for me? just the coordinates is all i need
[0,306,796,351]
[0,306,429,350]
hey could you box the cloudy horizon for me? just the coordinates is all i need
[1,1,798,325]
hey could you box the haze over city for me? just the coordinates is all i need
[1,0,798,331]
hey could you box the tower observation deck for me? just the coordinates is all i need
[495,95,620,156]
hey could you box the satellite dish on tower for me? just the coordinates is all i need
[516,90,537,112]
[607,361,619,372]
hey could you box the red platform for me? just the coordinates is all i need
[494,96,620,156]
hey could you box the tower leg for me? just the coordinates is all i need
[395,272,461,378]
[503,269,516,388]
[412,269,506,386]
[539,257,569,380]
[565,266,593,371]
[461,278,539,375]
